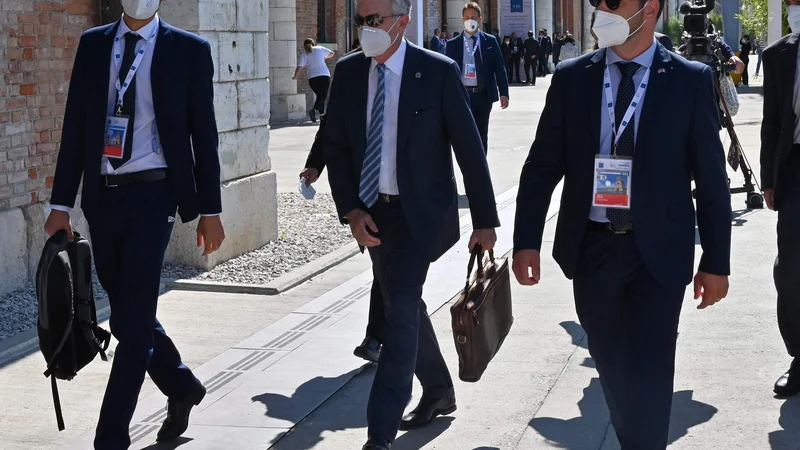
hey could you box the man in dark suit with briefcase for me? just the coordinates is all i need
[512,0,731,447]
[761,9,800,397]
[324,0,500,447]
[44,2,224,448]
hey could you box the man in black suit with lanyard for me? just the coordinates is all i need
[45,1,224,448]
[445,2,510,154]
[761,0,800,398]
[513,0,731,447]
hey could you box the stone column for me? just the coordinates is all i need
[768,0,782,45]
[159,0,278,270]
[407,0,424,45]
[535,0,553,35]
[447,0,464,35]
[269,0,306,121]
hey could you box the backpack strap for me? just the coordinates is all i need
[69,237,111,361]
[50,376,65,431]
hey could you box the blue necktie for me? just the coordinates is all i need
[359,64,386,208]
[606,61,640,230]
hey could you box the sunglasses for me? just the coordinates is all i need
[589,0,623,9]
[354,13,400,27]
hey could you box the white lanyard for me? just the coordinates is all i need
[464,34,479,58]
[603,63,650,154]
[113,26,158,115]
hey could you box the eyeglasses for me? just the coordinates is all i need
[589,0,622,10]
[354,13,399,27]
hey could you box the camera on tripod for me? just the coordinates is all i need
[679,0,737,73]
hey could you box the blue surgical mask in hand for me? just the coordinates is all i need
[299,177,316,200]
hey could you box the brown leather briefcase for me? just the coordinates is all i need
[451,245,514,382]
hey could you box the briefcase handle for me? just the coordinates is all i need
[465,244,495,284]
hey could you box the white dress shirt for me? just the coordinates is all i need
[366,39,406,195]
[462,32,480,87]
[51,15,169,214]
[589,40,657,223]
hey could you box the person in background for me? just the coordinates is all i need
[552,31,564,66]
[300,113,384,364]
[501,35,512,73]
[430,27,446,54]
[523,30,540,85]
[293,38,336,122]
[513,0,731,447]
[493,28,501,43]
[558,34,580,61]
[754,37,763,77]
[760,3,800,398]
[445,1,510,154]
[739,34,752,86]
[537,29,553,76]
[508,32,524,83]
[45,1,225,447]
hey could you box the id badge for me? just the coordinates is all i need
[103,116,129,159]
[465,63,477,79]
[592,155,633,209]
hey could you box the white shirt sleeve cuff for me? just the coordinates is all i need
[50,204,73,213]
[200,213,221,217]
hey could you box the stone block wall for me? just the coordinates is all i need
[160,0,277,270]
[269,0,306,121]
[0,0,98,294]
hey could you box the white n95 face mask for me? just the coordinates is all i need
[591,4,647,49]
[121,0,161,20]
[464,19,479,33]
[789,5,800,33]
[359,17,402,58]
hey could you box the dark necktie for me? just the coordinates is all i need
[606,61,640,231]
[111,32,141,170]
[471,35,485,89]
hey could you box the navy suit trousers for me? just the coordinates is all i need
[90,179,199,450]
[366,201,454,442]
[468,91,492,155]
[573,225,685,450]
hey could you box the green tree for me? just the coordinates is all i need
[736,0,770,41]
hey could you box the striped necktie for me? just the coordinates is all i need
[359,64,386,208]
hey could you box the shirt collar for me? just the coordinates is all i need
[370,38,407,77]
[606,39,658,69]
[116,14,160,43]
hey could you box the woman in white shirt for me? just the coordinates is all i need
[293,38,336,122]
[558,35,581,62]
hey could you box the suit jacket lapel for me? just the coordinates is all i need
[637,44,673,154]
[586,50,605,153]
[151,20,173,128]
[354,54,371,163]
[397,43,423,154]
[96,22,118,110]
[782,34,799,118]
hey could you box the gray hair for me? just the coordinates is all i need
[391,0,412,15]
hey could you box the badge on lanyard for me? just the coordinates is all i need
[103,116,129,159]
[465,63,477,79]
[592,156,633,208]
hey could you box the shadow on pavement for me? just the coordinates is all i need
[140,436,192,449]
[768,396,800,449]
[531,322,716,448]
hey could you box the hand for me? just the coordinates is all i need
[44,210,74,241]
[693,271,729,310]
[729,56,745,74]
[500,96,509,109]
[764,188,775,211]
[197,215,225,256]
[299,167,320,185]
[469,228,497,251]
[345,209,381,247]
[512,249,541,286]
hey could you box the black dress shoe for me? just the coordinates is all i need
[309,110,317,122]
[354,336,381,363]
[362,435,392,450]
[774,359,800,398]
[399,395,456,430]
[156,383,207,442]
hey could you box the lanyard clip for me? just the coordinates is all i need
[115,103,122,116]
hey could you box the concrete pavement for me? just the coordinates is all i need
[0,68,794,449]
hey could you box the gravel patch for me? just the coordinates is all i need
[0,193,352,342]
[162,192,354,284]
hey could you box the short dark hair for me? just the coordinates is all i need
[462,2,482,17]
[640,0,665,16]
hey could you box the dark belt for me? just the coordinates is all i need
[102,168,168,188]
[466,86,485,93]
[589,220,633,234]
[378,193,401,204]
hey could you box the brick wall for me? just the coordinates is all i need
[0,0,98,211]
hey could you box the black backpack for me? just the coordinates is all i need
[36,230,111,431]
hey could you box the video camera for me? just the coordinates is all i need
[679,0,735,72]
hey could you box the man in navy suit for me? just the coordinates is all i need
[429,27,446,54]
[445,2,509,154]
[324,0,499,448]
[513,0,731,448]
[44,1,224,448]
